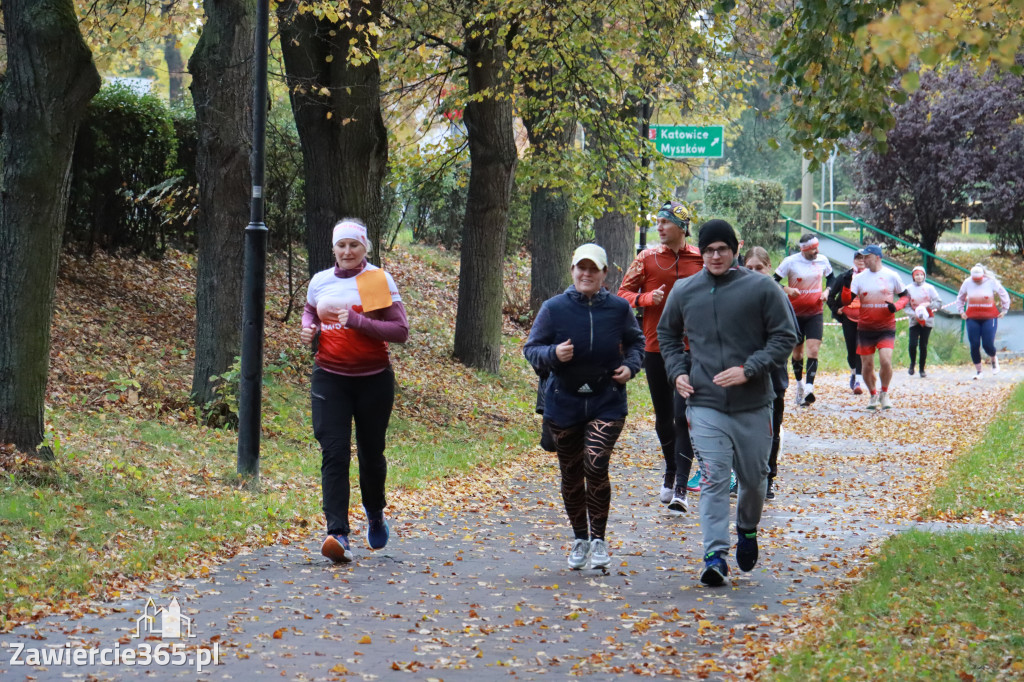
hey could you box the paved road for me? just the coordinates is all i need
[1,365,1020,681]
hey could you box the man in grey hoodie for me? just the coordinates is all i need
[657,220,797,586]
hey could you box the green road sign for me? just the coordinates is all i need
[649,125,724,158]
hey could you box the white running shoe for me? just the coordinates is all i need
[567,539,590,570]
[973,371,983,381]
[992,357,1000,374]
[658,485,673,503]
[794,380,805,406]
[879,391,892,410]
[867,394,879,410]
[667,495,687,515]
[589,538,610,569]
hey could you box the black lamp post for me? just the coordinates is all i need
[237,0,270,479]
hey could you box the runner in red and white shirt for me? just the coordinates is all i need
[618,201,704,512]
[849,244,909,410]
[905,265,942,378]
[956,264,1011,379]
[773,233,834,406]
[301,219,409,564]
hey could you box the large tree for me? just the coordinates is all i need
[0,0,100,454]
[187,0,255,406]
[854,65,1024,261]
[771,1,1024,162]
[277,0,389,274]
[451,11,519,372]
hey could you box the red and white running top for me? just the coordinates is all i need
[956,277,1010,320]
[850,267,907,331]
[305,263,403,376]
[774,252,832,317]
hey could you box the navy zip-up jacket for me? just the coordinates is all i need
[524,286,645,427]
[657,266,797,413]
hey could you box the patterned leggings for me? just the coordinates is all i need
[550,418,625,541]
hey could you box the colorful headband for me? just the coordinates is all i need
[800,237,819,251]
[332,221,368,249]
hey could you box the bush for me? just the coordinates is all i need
[264,113,306,252]
[66,82,179,257]
[705,177,785,249]
[506,179,531,255]
[391,153,468,250]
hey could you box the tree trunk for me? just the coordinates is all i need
[187,0,255,405]
[523,109,576,312]
[528,186,574,311]
[593,206,634,294]
[163,1,186,105]
[452,19,518,373]
[277,0,388,275]
[164,37,186,105]
[0,0,100,454]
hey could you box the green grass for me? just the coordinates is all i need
[766,380,1024,681]
[767,530,1024,681]
[927,382,1024,516]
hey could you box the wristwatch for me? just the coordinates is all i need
[742,365,756,379]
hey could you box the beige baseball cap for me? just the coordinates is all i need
[571,243,608,270]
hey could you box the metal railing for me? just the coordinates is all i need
[780,209,1024,310]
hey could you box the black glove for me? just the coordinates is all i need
[886,302,897,313]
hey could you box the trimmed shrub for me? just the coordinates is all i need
[705,177,785,249]
[66,82,179,257]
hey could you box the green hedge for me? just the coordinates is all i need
[66,82,178,257]
[705,177,784,250]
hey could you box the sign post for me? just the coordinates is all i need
[649,125,724,159]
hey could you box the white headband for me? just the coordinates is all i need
[332,221,368,249]
[800,237,819,251]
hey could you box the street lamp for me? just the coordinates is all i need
[237,0,270,480]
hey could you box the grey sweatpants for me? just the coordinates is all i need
[686,404,773,557]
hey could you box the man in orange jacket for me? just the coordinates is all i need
[617,201,704,514]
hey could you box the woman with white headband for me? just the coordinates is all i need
[300,218,409,563]
[905,265,942,378]
[956,264,1010,379]
[773,232,834,407]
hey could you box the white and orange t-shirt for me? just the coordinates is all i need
[957,277,1010,320]
[905,282,941,328]
[850,267,907,331]
[306,264,402,375]
[775,253,832,317]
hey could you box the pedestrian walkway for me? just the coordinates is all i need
[1,365,1020,681]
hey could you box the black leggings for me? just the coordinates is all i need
[769,394,784,480]
[841,317,862,374]
[644,352,696,491]
[550,418,625,540]
[908,325,932,372]
[311,365,394,536]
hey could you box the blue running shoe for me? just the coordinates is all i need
[729,471,738,497]
[736,525,758,572]
[700,551,729,586]
[321,534,353,564]
[366,510,390,550]
[686,469,702,493]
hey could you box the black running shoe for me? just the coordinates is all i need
[736,526,759,572]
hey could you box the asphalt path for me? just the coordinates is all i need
[1,364,1020,681]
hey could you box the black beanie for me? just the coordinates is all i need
[697,219,739,254]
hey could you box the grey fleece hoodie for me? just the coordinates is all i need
[656,265,797,413]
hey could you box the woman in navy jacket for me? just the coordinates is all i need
[524,244,645,571]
